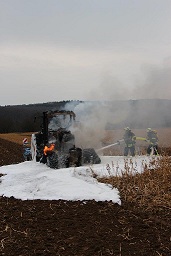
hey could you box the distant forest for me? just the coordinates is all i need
[0,99,171,133]
[0,100,81,133]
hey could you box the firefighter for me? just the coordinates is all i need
[123,127,136,156]
[146,128,159,155]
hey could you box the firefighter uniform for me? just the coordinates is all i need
[146,128,159,155]
[123,127,136,156]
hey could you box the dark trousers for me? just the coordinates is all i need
[40,154,47,164]
[147,145,158,155]
[124,146,135,156]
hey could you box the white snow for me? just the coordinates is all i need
[0,155,157,205]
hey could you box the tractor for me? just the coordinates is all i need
[31,110,101,169]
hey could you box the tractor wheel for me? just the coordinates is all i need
[68,147,82,167]
[58,154,70,169]
[76,148,83,166]
[47,152,58,169]
[82,148,101,164]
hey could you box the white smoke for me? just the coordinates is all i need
[64,101,128,149]
[62,60,171,149]
[133,61,171,100]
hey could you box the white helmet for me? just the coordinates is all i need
[147,128,152,132]
[124,127,130,131]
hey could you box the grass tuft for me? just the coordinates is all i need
[99,156,171,214]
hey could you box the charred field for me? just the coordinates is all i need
[0,132,171,256]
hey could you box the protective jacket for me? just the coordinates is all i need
[147,131,158,145]
[123,131,136,147]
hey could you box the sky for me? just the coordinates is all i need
[0,155,154,203]
[1,0,171,106]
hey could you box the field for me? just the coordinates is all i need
[0,132,33,145]
[0,131,171,255]
[1,127,171,144]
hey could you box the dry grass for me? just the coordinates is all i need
[99,156,171,214]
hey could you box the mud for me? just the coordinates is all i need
[0,138,170,255]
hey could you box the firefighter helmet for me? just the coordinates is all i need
[124,127,131,131]
[147,128,152,132]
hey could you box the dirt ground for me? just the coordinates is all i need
[0,137,171,256]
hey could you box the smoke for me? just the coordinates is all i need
[133,60,171,100]
[62,60,171,149]
[64,101,129,149]
[64,101,106,148]
[63,99,171,152]
[86,59,171,101]
[87,71,132,101]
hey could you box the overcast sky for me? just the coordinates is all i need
[1,0,171,106]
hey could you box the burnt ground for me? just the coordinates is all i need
[0,138,171,256]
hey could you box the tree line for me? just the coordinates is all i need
[0,101,80,133]
[0,99,171,133]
